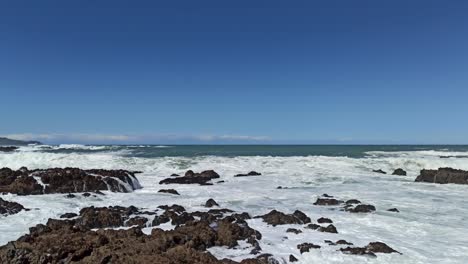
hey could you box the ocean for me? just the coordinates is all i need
[1,144,468,263]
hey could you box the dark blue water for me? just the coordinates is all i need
[38,145,468,158]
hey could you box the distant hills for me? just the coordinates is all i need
[0,137,42,146]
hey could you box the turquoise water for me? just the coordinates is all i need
[37,144,468,158]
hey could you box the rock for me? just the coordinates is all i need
[415,168,468,185]
[286,228,302,234]
[387,208,399,212]
[317,217,333,224]
[340,241,399,256]
[77,206,139,229]
[336,240,353,245]
[305,224,320,230]
[392,168,407,176]
[159,170,220,185]
[297,243,320,254]
[0,198,24,215]
[234,171,262,177]
[289,254,298,262]
[373,169,387,174]
[82,192,91,197]
[60,213,78,218]
[65,193,76,198]
[345,199,361,205]
[159,189,180,195]
[318,224,338,233]
[125,216,148,228]
[255,210,311,226]
[313,198,343,206]
[0,146,18,152]
[205,198,219,207]
[0,167,142,195]
[171,173,180,177]
[322,194,333,197]
[346,204,376,213]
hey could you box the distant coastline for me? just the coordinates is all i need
[0,137,41,146]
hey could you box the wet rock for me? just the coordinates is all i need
[392,168,407,176]
[286,228,302,234]
[0,146,18,152]
[65,193,76,198]
[0,198,25,215]
[415,168,468,185]
[322,194,333,197]
[313,198,343,206]
[159,189,180,195]
[125,216,148,228]
[60,213,78,218]
[77,206,139,229]
[324,240,336,245]
[297,243,320,254]
[318,224,338,233]
[171,173,180,177]
[205,198,219,208]
[82,192,91,197]
[340,241,399,256]
[255,210,311,226]
[0,167,141,195]
[387,208,399,212]
[305,224,320,230]
[346,204,376,213]
[317,217,333,224]
[289,254,298,262]
[345,199,361,205]
[373,169,387,174]
[160,170,220,185]
[336,240,353,245]
[234,171,262,177]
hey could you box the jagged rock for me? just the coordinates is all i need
[286,228,302,234]
[125,216,148,228]
[65,193,76,198]
[171,173,180,177]
[387,208,399,212]
[289,254,298,262]
[160,170,220,185]
[322,194,333,197]
[373,169,387,174]
[317,217,333,224]
[392,168,407,176]
[346,204,376,213]
[415,168,468,184]
[0,198,24,215]
[82,192,91,197]
[77,206,139,229]
[336,240,353,245]
[318,224,338,233]
[255,210,311,226]
[159,189,180,195]
[297,243,320,253]
[313,198,343,206]
[205,198,219,207]
[305,224,320,230]
[0,167,141,195]
[345,199,361,205]
[234,171,262,177]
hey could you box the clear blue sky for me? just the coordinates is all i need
[1,0,467,144]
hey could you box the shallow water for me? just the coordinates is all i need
[1,145,468,263]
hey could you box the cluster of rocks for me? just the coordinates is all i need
[373,168,407,176]
[255,210,311,226]
[0,204,281,264]
[415,168,468,185]
[340,242,400,257]
[313,195,377,213]
[159,170,220,185]
[0,146,18,152]
[0,198,25,216]
[0,167,141,195]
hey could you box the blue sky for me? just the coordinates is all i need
[1,0,468,144]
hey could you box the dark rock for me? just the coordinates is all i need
[297,243,320,254]
[324,240,336,245]
[65,193,76,198]
[317,217,333,224]
[318,224,338,233]
[159,189,180,195]
[387,208,399,212]
[60,213,78,219]
[0,167,141,195]
[313,198,343,206]
[340,242,399,256]
[276,186,282,189]
[77,206,139,229]
[205,198,219,208]
[373,169,387,174]
[322,194,333,197]
[286,228,302,234]
[82,192,91,197]
[346,204,376,213]
[171,173,180,177]
[340,246,376,257]
[125,216,148,228]
[392,168,407,176]
[160,170,220,185]
[289,254,298,262]
[234,171,262,177]
[305,224,320,230]
[0,198,25,215]
[0,146,18,152]
[255,210,311,226]
[336,240,353,245]
[415,168,468,185]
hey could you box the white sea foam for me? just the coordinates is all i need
[1,149,468,263]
